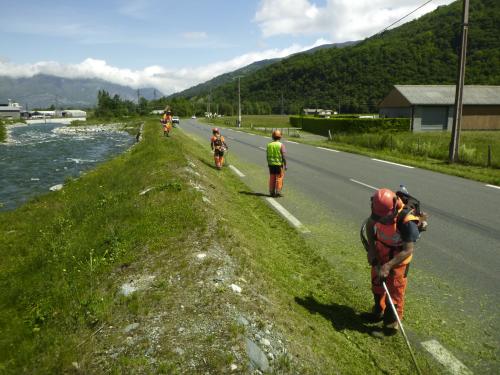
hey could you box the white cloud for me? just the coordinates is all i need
[0,39,330,95]
[255,0,455,41]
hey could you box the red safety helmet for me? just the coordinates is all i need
[371,188,402,221]
[212,127,219,134]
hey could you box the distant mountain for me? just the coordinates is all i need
[169,41,358,99]
[0,74,162,109]
[171,0,500,114]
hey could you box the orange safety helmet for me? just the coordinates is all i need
[371,188,402,221]
[212,127,219,134]
[272,129,282,140]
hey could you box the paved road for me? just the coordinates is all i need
[180,119,500,369]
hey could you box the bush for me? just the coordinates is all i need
[289,116,410,136]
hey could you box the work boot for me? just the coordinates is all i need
[383,302,399,335]
[361,306,384,323]
[383,321,399,336]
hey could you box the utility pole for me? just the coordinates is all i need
[281,91,284,115]
[237,76,242,127]
[153,89,157,100]
[137,89,141,104]
[449,0,469,163]
[208,89,212,114]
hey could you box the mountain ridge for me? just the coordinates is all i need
[0,74,161,109]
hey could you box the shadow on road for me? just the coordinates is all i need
[239,191,271,197]
[295,295,381,336]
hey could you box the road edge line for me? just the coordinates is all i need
[265,198,310,234]
[317,146,340,153]
[349,178,378,190]
[421,340,472,375]
[371,158,414,169]
[486,184,500,190]
[229,165,245,178]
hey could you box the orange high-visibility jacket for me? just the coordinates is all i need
[374,209,420,265]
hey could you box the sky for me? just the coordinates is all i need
[0,0,455,95]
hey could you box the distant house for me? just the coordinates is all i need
[0,100,22,119]
[379,85,500,131]
[303,108,336,117]
[62,110,87,118]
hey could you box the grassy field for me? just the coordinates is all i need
[330,131,500,169]
[1,118,495,373]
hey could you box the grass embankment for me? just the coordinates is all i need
[0,123,5,142]
[0,119,26,142]
[1,118,485,373]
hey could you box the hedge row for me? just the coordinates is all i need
[289,116,411,136]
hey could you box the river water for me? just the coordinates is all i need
[0,123,135,211]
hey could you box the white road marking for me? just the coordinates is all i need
[229,165,245,177]
[349,179,378,191]
[286,140,299,144]
[247,133,256,136]
[371,158,414,169]
[258,146,266,150]
[235,130,242,133]
[265,198,310,233]
[227,136,235,140]
[486,184,500,190]
[317,146,340,153]
[421,340,472,375]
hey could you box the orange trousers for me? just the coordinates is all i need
[371,264,409,320]
[268,166,284,195]
[214,154,224,169]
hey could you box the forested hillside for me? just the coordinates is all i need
[172,0,500,115]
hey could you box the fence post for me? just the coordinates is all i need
[390,135,393,150]
[487,144,492,167]
[328,129,332,141]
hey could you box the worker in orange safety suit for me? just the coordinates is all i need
[266,130,287,197]
[161,109,173,137]
[364,188,423,335]
[210,128,228,169]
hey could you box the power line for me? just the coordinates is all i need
[375,0,433,36]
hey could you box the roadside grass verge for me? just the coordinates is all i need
[218,124,500,185]
[202,115,292,128]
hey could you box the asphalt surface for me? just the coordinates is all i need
[180,119,500,368]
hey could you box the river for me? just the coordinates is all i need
[0,122,135,211]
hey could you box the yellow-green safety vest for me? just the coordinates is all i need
[267,141,283,166]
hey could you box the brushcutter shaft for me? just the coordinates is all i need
[382,281,422,375]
